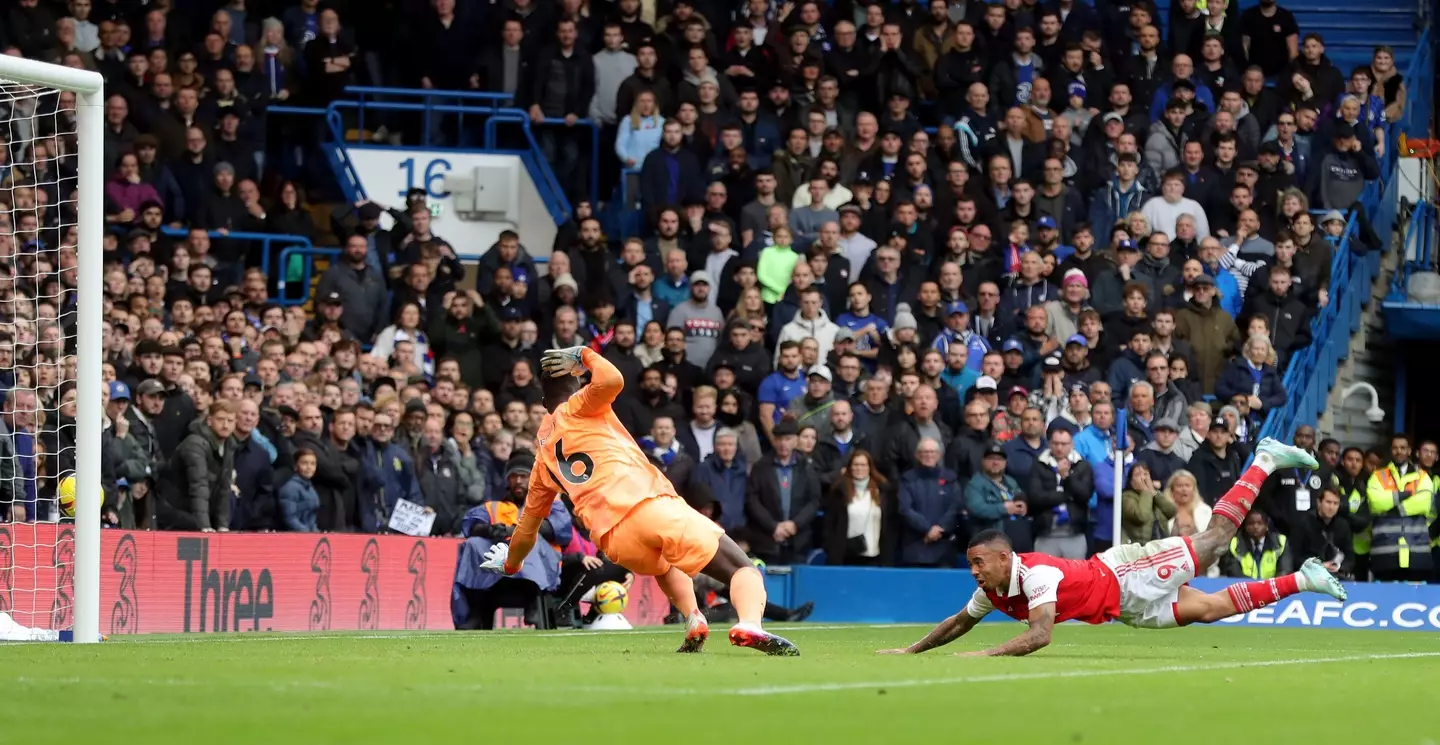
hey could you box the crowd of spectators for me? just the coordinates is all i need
[0,0,1430,600]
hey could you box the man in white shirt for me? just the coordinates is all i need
[837,204,877,274]
[1142,169,1210,240]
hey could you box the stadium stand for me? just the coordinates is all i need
[0,0,1434,630]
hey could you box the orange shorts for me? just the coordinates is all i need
[595,495,724,577]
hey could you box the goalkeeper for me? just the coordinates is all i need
[480,346,799,656]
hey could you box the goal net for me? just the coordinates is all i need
[0,56,104,643]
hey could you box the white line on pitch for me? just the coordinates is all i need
[719,651,1440,696]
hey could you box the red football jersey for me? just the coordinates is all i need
[965,552,1123,625]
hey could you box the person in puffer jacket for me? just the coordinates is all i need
[279,448,321,532]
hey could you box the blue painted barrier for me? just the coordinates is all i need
[765,566,1440,631]
[158,227,314,287]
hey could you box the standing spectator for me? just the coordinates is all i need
[303,9,355,106]
[279,448,321,532]
[316,233,389,343]
[896,438,963,567]
[430,290,500,391]
[158,400,236,531]
[1365,434,1434,582]
[745,420,822,564]
[1240,0,1299,79]
[1294,486,1354,579]
[417,418,465,537]
[822,450,895,565]
[1190,419,1244,505]
[1136,418,1187,488]
[692,427,749,537]
[965,441,1030,551]
[1120,462,1171,544]
[358,409,423,529]
[639,119,705,217]
[1172,273,1239,394]
[288,404,352,531]
[666,271,725,367]
[527,19,596,205]
[1215,335,1287,419]
[230,398,276,531]
[880,385,951,481]
[1026,427,1094,558]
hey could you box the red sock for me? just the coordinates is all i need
[1213,464,1271,527]
[1227,574,1301,613]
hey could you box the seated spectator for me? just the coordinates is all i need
[745,420,822,564]
[965,441,1031,552]
[1220,509,1293,579]
[822,450,895,566]
[371,302,432,375]
[451,454,573,630]
[1027,426,1094,558]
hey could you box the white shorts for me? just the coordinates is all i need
[1098,536,1200,629]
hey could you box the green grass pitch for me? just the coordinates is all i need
[4,624,1438,744]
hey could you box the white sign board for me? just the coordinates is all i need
[342,146,559,259]
[388,498,436,537]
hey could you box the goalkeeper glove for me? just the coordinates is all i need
[479,542,513,574]
[541,346,587,378]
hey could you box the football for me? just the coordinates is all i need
[57,475,76,518]
[593,581,627,615]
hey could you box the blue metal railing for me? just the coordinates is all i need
[331,86,600,209]
[159,227,315,284]
[1386,201,1438,302]
[274,245,342,307]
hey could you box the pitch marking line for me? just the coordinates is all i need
[7,651,1438,698]
[723,651,1440,696]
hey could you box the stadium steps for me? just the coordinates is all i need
[1320,237,1403,451]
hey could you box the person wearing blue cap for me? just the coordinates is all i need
[1032,214,1074,264]
[1059,332,1103,391]
[931,299,989,374]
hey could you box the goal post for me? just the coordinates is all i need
[0,55,104,643]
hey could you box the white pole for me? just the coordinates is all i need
[72,84,105,644]
[1111,417,1126,548]
[1111,448,1123,547]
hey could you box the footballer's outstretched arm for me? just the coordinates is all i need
[963,603,1055,658]
[877,610,984,654]
[569,348,623,417]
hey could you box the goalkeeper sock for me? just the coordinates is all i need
[1213,459,1277,528]
[1227,575,1301,612]
[730,566,766,627]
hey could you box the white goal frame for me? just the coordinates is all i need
[0,56,104,643]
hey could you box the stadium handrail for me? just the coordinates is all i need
[1385,200,1437,302]
[330,86,600,208]
[158,226,315,285]
[274,245,341,307]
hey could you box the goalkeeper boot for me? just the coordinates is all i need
[729,623,800,656]
[676,610,709,653]
[1298,557,1349,602]
[1254,438,1318,471]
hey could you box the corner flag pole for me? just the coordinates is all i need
[1111,414,1127,547]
